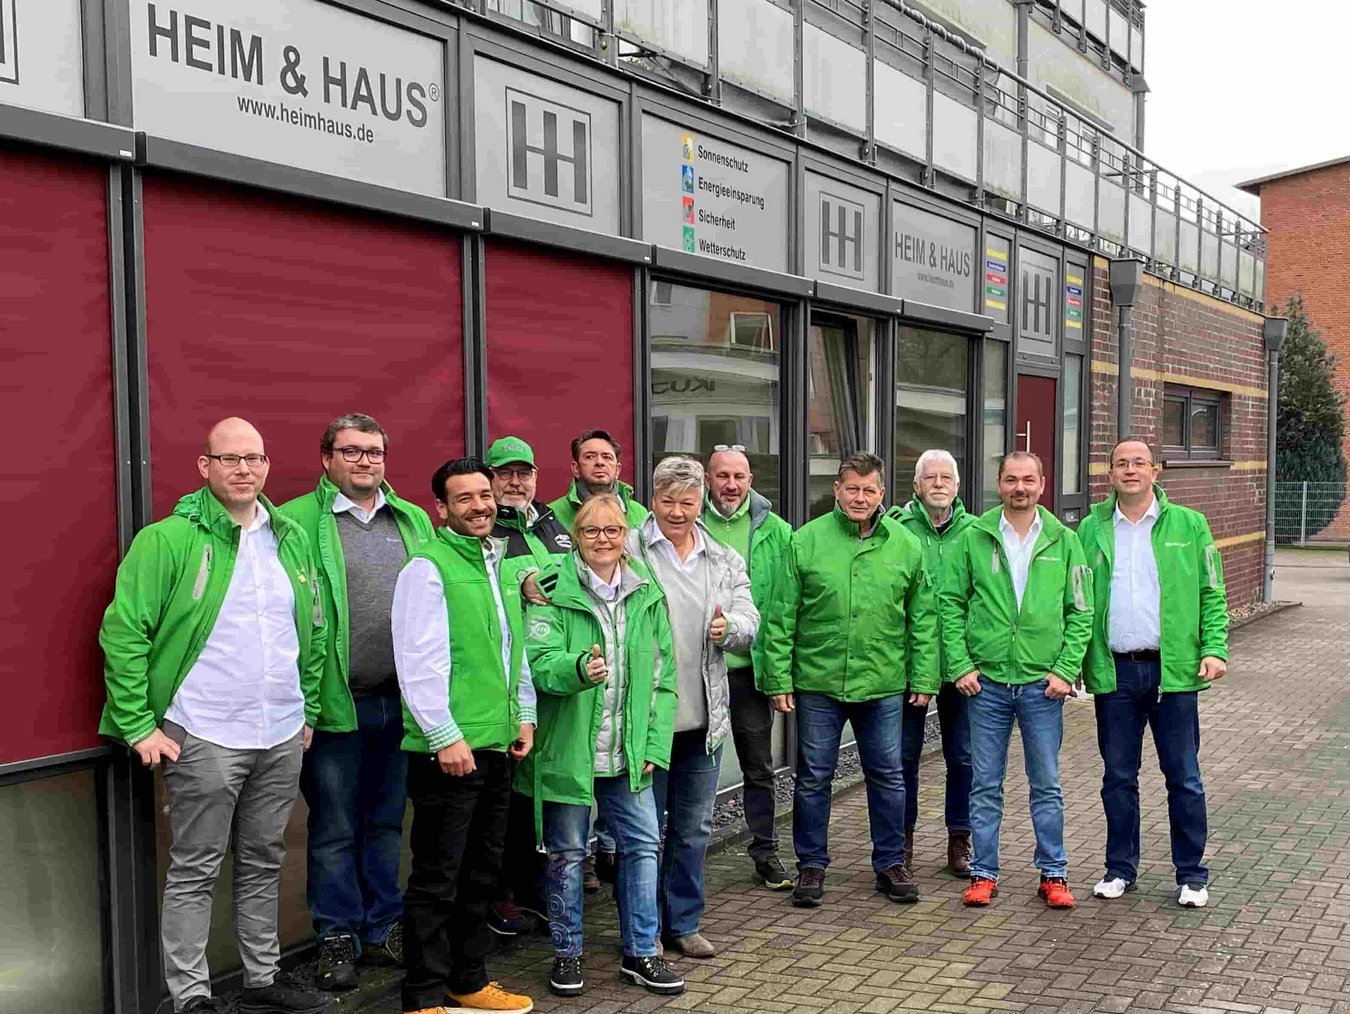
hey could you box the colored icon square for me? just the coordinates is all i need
[682,196,695,224]
[682,226,696,252]
[681,165,695,193]
[681,134,695,161]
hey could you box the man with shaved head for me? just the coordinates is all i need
[100,418,330,1014]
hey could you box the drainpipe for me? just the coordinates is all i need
[1109,258,1145,438]
[1012,0,1031,79]
[1262,316,1289,602]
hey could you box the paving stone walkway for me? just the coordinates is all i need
[355,551,1350,1014]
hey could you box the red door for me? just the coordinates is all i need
[1015,373,1057,513]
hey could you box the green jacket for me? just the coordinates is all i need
[938,505,1093,685]
[1078,485,1228,694]
[887,496,977,680]
[702,488,792,677]
[548,479,649,532]
[99,488,326,745]
[759,505,940,700]
[521,553,676,824]
[279,476,434,732]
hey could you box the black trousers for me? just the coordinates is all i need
[500,788,545,909]
[401,749,511,1010]
[727,665,779,861]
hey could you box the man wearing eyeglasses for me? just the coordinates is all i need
[701,443,794,890]
[549,429,649,531]
[99,418,330,1014]
[280,414,435,991]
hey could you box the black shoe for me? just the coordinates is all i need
[620,954,685,995]
[582,853,601,894]
[240,972,332,1014]
[876,864,920,904]
[314,935,358,992]
[362,921,403,966]
[792,867,826,908]
[180,998,222,1014]
[549,955,585,996]
[595,849,618,884]
[755,855,794,891]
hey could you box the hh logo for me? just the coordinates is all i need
[819,191,864,280]
[0,0,17,85]
[506,87,592,217]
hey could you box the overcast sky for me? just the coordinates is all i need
[1144,0,1347,222]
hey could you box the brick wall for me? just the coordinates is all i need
[1090,257,1268,607]
[1256,160,1350,538]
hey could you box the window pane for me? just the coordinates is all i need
[982,340,1008,507]
[895,327,970,496]
[808,316,877,518]
[0,771,105,1011]
[650,283,782,505]
[1162,396,1186,448]
[1191,401,1219,452]
[1062,353,1082,494]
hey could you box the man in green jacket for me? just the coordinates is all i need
[760,452,939,908]
[279,414,434,990]
[886,448,977,876]
[702,443,794,890]
[939,451,1093,911]
[549,428,649,531]
[99,417,329,1014]
[391,457,535,1014]
[1078,438,1228,909]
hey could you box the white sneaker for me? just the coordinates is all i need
[1092,876,1135,899]
[1178,883,1209,908]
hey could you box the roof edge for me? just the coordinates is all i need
[1237,154,1350,194]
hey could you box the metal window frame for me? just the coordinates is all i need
[1162,383,1228,463]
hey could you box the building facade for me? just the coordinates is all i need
[0,3,1272,1013]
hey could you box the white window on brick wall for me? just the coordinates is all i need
[1162,383,1226,461]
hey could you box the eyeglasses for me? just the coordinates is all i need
[495,466,535,481]
[712,444,747,452]
[335,446,386,463]
[207,453,268,468]
[1112,458,1154,469]
[579,525,625,541]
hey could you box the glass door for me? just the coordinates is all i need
[806,313,876,519]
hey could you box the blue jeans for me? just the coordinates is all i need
[793,691,907,873]
[1096,657,1208,885]
[300,694,408,949]
[653,731,722,938]
[544,775,661,958]
[900,682,972,832]
[967,676,1066,881]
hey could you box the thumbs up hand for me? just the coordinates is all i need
[585,643,609,684]
[709,604,728,644]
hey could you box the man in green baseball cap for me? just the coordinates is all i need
[487,436,536,471]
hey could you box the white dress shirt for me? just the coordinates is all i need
[165,505,304,750]
[391,537,537,752]
[998,511,1043,610]
[333,487,387,523]
[642,516,708,575]
[1108,496,1162,652]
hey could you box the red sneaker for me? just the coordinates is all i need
[962,877,998,906]
[1038,876,1076,909]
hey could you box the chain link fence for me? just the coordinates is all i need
[1274,481,1349,545]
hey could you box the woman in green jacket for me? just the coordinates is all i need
[522,494,685,1000]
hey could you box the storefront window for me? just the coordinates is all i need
[649,282,783,505]
[1063,353,1083,494]
[983,340,1009,508]
[0,770,105,1012]
[895,327,969,495]
[808,315,876,518]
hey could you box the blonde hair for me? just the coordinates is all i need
[571,493,629,545]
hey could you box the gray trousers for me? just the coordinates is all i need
[161,722,303,1008]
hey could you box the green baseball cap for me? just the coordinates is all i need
[486,436,536,469]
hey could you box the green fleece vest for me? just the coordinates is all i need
[400,529,521,753]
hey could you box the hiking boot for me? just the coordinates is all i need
[595,849,618,885]
[962,876,998,907]
[875,864,920,904]
[582,854,600,894]
[619,954,685,995]
[445,982,533,1012]
[240,972,332,1014]
[664,932,715,958]
[487,900,520,937]
[792,867,826,908]
[315,934,358,991]
[548,955,584,997]
[904,826,915,870]
[754,855,794,891]
[365,921,403,966]
[947,831,972,877]
[1038,876,1076,909]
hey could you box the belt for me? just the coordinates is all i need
[1113,649,1160,662]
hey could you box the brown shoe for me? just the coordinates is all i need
[947,830,972,877]
[904,826,915,870]
[875,864,920,903]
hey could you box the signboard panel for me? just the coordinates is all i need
[641,114,790,273]
[0,0,85,117]
[474,57,620,232]
[1018,246,1059,356]
[804,171,880,292]
[129,0,447,196]
[984,233,1010,324]
[891,201,978,311]
[1065,264,1086,335]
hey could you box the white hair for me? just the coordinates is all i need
[652,455,705,494]
[913,448,960,485]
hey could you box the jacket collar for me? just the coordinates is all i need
[172,486,287,540]
[551,550,656,611]
[831,502,886,540]
[1092,483,1171,523]
[901,495,967,536]
[315,473,402,512]
[567,478,636,507]
[973,503,1063,544]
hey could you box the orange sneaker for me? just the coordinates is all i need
[1038,876,1076,909]
[962,877,998,906]
[446,982,534,1012]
